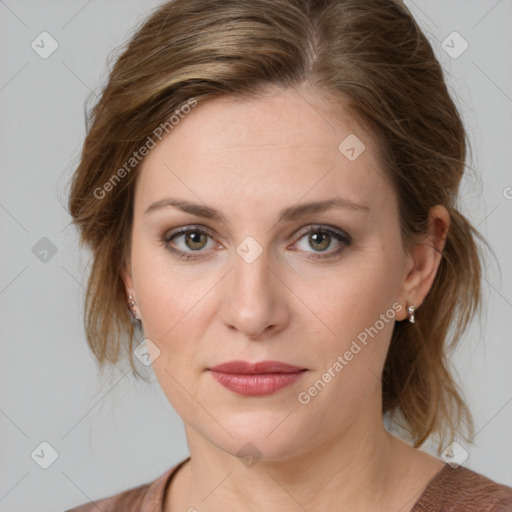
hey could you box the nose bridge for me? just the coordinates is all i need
[233,243,271,295]
[220,238,286,337]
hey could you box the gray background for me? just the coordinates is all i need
[0,1,511,511]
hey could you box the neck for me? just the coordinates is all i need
[166,394,424,511]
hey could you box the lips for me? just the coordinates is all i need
[207,360,308,396]
[208,360,305,374]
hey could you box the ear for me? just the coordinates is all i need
[395,205,450,321]
[120,259,141,320]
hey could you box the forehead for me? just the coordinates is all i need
[134,87,393,218]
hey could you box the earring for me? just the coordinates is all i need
[127,294,138,320]
[407,304,415,324]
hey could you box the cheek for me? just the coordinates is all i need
[130,242,223,400]
[289,246,403,408]
[294,251,401,345]
[131,234,210,337]
[292,259,399,431]
[134,259,215,417]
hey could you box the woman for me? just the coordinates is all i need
[65,0,512,510]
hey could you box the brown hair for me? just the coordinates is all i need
[67,0,490,455]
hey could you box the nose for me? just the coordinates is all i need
[219,245,290,340]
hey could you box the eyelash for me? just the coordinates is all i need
[159,224,352,262]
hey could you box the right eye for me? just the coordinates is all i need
[160,226,218,261]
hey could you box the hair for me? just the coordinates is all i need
[67,0,490,455]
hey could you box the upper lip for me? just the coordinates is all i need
[208,360,306,374]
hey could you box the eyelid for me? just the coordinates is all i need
[165,224,215,236]
[293,224,352,244]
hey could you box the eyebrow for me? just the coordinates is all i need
[144,196,369,223]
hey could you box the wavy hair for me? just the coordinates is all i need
[67,0,490,455]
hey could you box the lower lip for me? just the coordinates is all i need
[209,370,307,396]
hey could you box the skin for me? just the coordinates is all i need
[121,85,448,512]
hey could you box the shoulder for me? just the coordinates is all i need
[63,457,191,512]
[412,463,512,512]
[63,480,150,512]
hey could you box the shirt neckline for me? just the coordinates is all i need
[141,456,191,511]
[149,457,451,511]
[409,462,452,510]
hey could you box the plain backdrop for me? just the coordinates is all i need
[0,1,511,511]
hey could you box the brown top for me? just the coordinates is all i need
[64,456,512,511]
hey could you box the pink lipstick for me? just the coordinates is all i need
[207,360,307,396]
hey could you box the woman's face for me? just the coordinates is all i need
[122,86,414,460]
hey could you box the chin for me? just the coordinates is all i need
[210,413,312,462]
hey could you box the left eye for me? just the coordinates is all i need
[294,226,351,257]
